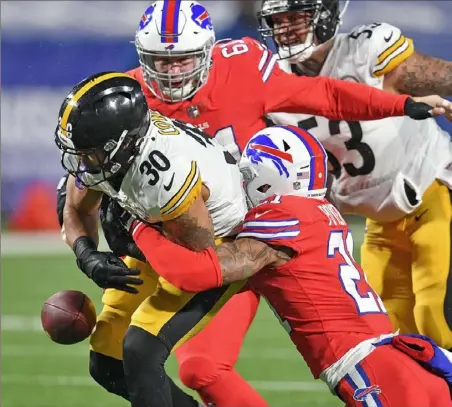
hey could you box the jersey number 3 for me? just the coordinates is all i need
[328,230,387,315]
[298,117,375,179]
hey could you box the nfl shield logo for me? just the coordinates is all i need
[187,106,200,118]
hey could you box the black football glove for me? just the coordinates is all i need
[100,195,147,262]
[56,174,69,227]
[73,236,143,293]
[404,98,433,120]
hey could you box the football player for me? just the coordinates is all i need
[123,126,452,407]
[258,0,452,349]
[60,2,452,406]
[56,72,249,407]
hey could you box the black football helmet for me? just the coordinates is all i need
[257,0,348,62]
[54,72,150,187]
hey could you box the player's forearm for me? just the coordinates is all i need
[268,74,409,121]
[214,240,286,285]
[388,52,452,97]
[63,206,99,248]
[133,223,222,292]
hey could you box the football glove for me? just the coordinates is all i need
[73,236,143,294]
[405,96,452,120]
[100,195,147,262]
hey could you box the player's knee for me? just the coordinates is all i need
[89,351,129,399]
[178,355,227,390]
[123,326,170,371]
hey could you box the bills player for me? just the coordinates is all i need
[258,0,452,350]
[123,126,452,407]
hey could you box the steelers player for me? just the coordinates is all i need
[259,0,452,348]
[56,72,248,407]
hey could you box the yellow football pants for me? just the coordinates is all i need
[362,180,452,349]
[90,237,246,359]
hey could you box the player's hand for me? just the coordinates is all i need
[100,196,147,262]
[73,237,143,294]
[406,96,452,121]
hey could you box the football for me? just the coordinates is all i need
[41,290,97,345]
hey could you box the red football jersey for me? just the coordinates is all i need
[127,37,407,161]
[238,195,393,378]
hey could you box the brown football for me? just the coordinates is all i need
[41,290,97,345]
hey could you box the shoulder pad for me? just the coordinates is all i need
[126,67,142,80]
[348,22,414,77]
[213,37,278,84]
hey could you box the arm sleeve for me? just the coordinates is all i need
[132,222,223,292]
[262,64,409,121]
[219,37,409,122]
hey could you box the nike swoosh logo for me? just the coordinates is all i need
[255,210,272,218]
[414,209,428,221]
[163,173,175,192]
[384,31,393,43]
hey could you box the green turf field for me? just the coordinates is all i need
[2,217,365,407]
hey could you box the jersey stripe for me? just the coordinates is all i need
[373,38,414,77]
[262,55,277,83]
[160,161,202,220]
[60,72,131,137]
[161,0,182,43]
[243,219,299,228]
[376,33,405,65]
[280,126,327,191]
[238,230,300,240]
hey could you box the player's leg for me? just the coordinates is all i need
[88,256,158,400]
[123,276,249,407]
[410,181,452,349]
[175,288,268,407]
[361,218,416,333]
[335,344,451,406]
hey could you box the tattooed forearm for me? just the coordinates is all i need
[389,51,452,96]
[163,210,215,252]
[215,239,294,285]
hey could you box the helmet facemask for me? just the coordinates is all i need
[55,112,149,188]
[136,39,214,103]
[258,0,348,63]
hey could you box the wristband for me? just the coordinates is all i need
[73,236,97,261]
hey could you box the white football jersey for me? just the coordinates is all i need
[65,112,247,237]
[268,22,452,222]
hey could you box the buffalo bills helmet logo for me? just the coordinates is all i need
[139,5,155,30]
[246,134,292,178]
[190,4,213,30]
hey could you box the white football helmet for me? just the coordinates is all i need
[240,125,328,206]
[135,0,215,102]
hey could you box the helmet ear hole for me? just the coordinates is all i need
[257,184,272,193]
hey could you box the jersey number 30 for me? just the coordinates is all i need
[328,230,387,315]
